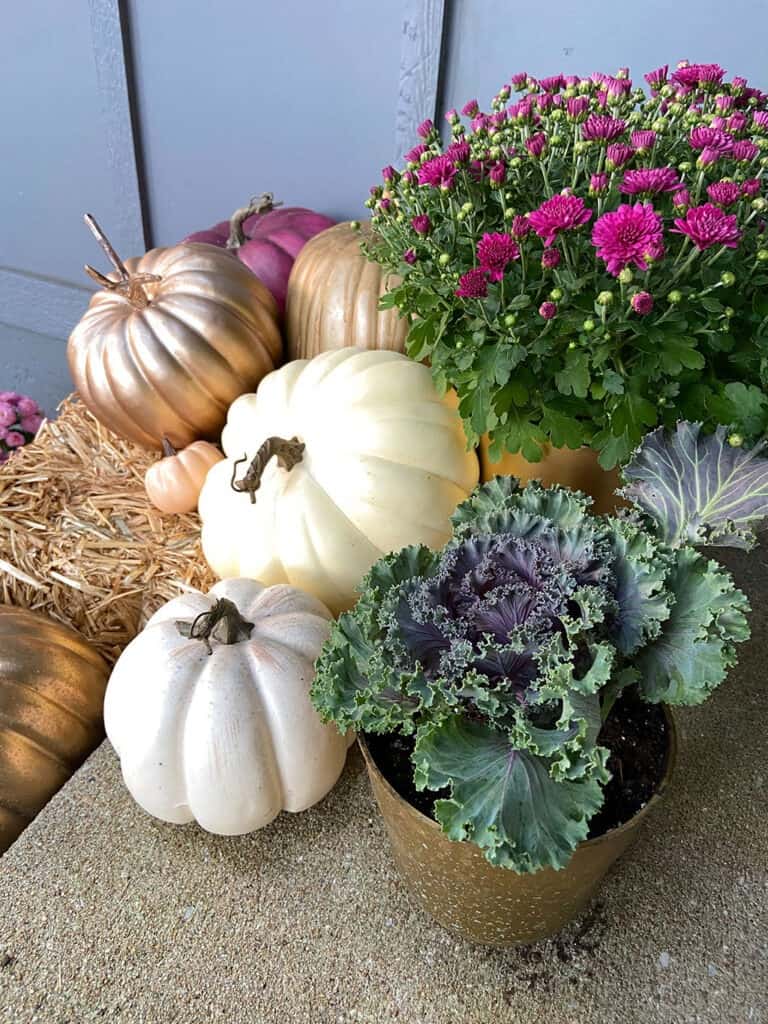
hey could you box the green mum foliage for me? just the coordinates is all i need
[311,424,764,874]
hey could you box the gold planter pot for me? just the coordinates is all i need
[359,708,676,947]
[480,437,622,515]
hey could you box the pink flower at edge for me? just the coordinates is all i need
[672,203,742,251]
[19,414,43,434]
[689,127,733,153]
[404,143,427,164]
[417,118,434,138]
[733,139,759,162]
[606,144,634,169]
[591,203,665,276]
[0,402,15,428]
[743,179,762,198]
[455,268,488,299]
[4,431,26,449]
[707,181,742,207]
[620,167,683,196]
[525,132,548,158]
[541,248,561,269]
[528,194,593,247]
[590,173,609,196]
[672,63,726,88]
[411,215,431,235]
[631,130,657,152]
[511,214,531,240]
[0,391,21,403]
[539,301,558,319]
[417,155,458,190]
[476,233,520,281]
[403,249,417,265]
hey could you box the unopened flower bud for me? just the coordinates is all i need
[504,208,515,220]
[602,331,611,341]
[667,289,683,303]
[757,249,768,261]
[438,253,450,266]
[549,288,563,301]
[652,118,667,132]
[724,306,735,318]
[618,268,634,285]
[678,161,692,172]
[596,291,614,306]
[583,319,596,332]
[728,433,744,447]
[568,340,577,349]
[720,271,736,286]
[349,220,360,231]
[752,197,768,212]
[504,313,517,327]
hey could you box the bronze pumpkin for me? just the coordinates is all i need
[284,221,409,359]
[0,607,109,854]
[68,215,282,450]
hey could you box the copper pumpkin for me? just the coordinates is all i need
[144,438,224,514]
[285,221,409,359]
[0,607,109,854]
[68,216,282,451]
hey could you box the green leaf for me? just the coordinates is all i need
[602,369,625,395]
[413,716,605,872]
[406,315,438,361]
[611,392,657,441]
[708,382,768,439]
[659,336,706,374]
[595,430,632,470]
[636,547,750,705]
[506,293,533,311]
[555,351,590,398]
[540,407,585,450]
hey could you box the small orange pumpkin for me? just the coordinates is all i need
[145,438,224,514]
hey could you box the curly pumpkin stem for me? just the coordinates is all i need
[230,436,305,504]
[83,213,160,310]
[176,597,254,655]
[226,192,284,250]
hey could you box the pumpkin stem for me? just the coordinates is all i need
[161,436,177,458]
[226,193,283,250]
[82,213,160,310]
[176,597,254,655]
[230,436,305,504]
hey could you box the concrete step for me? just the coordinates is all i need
[0,550,766,1024]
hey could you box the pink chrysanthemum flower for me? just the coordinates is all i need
[525,132,548,157]
[753,111,768,130]
[697,147,721,168]
[476,233,520,281]
[378,198,392,212]
[489,160,506,185]
[445,108,459,124]
[715,95,735,113]
[382,165,396,182]
[446,140,470,164]
[541,248,561,269]
[620,167,683,195]
[0,403,15,428]
[511,214,531,239]
[461,99,480,117]
[4,431,26,449]
[411,215,431,235]
[672,203,741,251]
[16,397,40,417]
[673,188,691,210]
[566,97,590,122]
[606,144,634,169]
[417,155,458,190]
[507,99,535,123]
[539,74,564,93]
[403,249,417,265]
[591,203,665,276]
[536,93,554,112]
[689,127,733,153]
[510,72,528,89]
[539,301,558,319]
[631,130,656,152]
[528,194,593,247]
[404,143,427,164]
[602,76,632,99]
[589,172,609,196]
[19,414,43,435]
[733,139,759,161]
[582,115,627,142]
[672,63,726,88]
[706,181,742,207]
[743,178,762,198]
[727,112,748,133]
[471,114,492,133]
[455,268,488,299]
[631,291,654,316]
[644,65,668,91]
[417,118,434,138]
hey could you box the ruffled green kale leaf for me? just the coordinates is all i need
[621,422,768,549]
[413,715,606,873]
[605,517,672,654]
[635,546,750,705]
[451,476,596,539]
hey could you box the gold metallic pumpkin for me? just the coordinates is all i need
[285,221,409,359]
[0,607,109,853]
[68,217,282,451]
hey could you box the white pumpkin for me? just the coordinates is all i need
[104,578,348,835]
[198,347,479,614]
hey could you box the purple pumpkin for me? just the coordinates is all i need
[182,193,335,313]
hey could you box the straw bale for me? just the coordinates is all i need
[0,395,215,662]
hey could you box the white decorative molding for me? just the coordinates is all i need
[395,0,447,162]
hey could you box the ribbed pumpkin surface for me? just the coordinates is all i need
[68,242,282,450]
[285,222,409,359]
[0,607,109,853]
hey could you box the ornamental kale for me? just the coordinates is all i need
[363,62,768,468]
[311,423,768,873]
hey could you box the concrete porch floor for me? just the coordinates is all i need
[0,549,766,1024]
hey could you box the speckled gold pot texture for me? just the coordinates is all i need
[359,708,677,947]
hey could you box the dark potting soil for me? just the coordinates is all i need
[364,688,669,840]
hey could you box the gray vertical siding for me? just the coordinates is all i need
[2,0,767,406]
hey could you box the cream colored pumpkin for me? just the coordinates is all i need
[144,439,224,514]
[198,348,479,615]
[104,578,347,834]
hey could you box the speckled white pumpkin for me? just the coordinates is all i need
[198,347,479,615]
[104,578,347,835]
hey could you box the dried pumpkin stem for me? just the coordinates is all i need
[160,436,177,459]
[226,192,283,249]
[175,597,254,655]
[82,213,159,310]
[230,436,305,504]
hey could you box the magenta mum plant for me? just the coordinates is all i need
[365,61,768,467]
[0,392,44,463]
